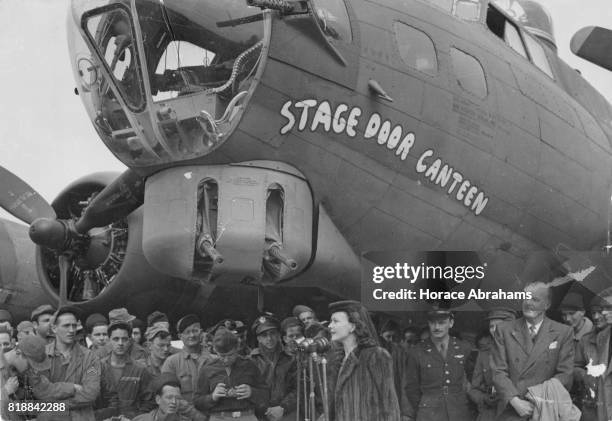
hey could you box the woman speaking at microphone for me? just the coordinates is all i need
[327,300,401,421]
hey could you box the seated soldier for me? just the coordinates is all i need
[132,373,189,421]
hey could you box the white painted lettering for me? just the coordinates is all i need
[448,172,463,194]
[425,158,441,182]
[365,113,381,139]
[435,164,452,187]
[396,133,415,160]
[346,107,362,137]
[311,101,332,132]
[472,192,489,215]
[464,186,478,207]
[332,104,348,134]
[279,101,295,135]
[387,125,402,149]
[295,99,317,130]
[456,180,471,201]
[416,149,433,173]
[377,120,391,145]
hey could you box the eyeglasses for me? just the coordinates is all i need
[182,328,202,336]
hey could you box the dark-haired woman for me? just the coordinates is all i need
[327,300,401,421]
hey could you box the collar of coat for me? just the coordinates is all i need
[422,336,461,351]
[250,346,293,359]
[100,354,135,366]
[46,341,84,358]
[334,345,383,393]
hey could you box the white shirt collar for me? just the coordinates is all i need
[526,319,543,335]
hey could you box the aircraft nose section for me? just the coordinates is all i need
[69,0,268,168]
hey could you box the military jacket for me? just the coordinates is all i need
[406,337,473,421]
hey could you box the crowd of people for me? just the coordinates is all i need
[0,281,611,421]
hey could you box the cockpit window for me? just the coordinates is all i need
[524,33,554,79]
[311,0,352,42]
[83,4,146,112]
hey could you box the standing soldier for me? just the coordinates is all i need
[143,325,172,382]
[194,328,269,421]
[250,315,297,421]
[16,321,36,342]
[468,308,516,421]
[109,309,148,362]
[406,303,473,421]
[44,306,101,421]
[84,313,108,358]
[31,305,55,344]
[162,314,214,420]
[292,306,318,328]
[95,320,153,419]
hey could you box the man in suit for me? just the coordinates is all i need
[491,281,574,420]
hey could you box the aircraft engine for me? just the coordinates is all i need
[35,172,128,303]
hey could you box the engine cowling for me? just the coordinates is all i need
[33,172,178,313]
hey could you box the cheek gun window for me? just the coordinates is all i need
[311,0,352,42]
[450,47,487,98]
[393,22,438,76]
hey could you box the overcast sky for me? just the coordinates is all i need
[1,0,612,223]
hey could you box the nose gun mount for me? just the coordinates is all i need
[142,162,312,284]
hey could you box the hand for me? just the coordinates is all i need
[212,383,227,401]
[235,384,252,400]
[4,376,19,395]
[265,406,284,421]
[510,397,534,417]
[74,384,84,394]
[484,393,498,407]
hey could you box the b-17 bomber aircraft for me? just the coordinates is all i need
[2,0,612,325]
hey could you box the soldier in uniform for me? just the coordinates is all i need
[132,319,145,346]
[30,305,55,344]
[250,315,297,421]
[16,322,36,342]
[133,373,190,421]
[194,328,269,421]
[143,325,172,382]
[406,303,473,421]
[84,313,108,358]
[43,306,101,421]
[468,308,516,421]
[292,306,318,328]
[0,327,14,353]
[161,314,214,420]
[94,319,153,419]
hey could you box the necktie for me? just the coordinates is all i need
[529,325,537,343]
[438,342,447,359]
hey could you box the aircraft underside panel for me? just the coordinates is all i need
[142,163,313,283]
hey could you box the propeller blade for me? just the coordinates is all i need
[58,254,71,306]
[0,166,56,224]
[74,169,145,233]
